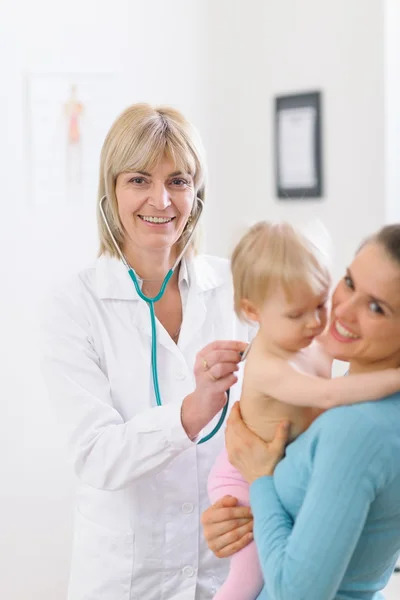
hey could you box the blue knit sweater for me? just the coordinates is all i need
[251,395,400,600]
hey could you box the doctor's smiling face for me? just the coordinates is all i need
[115,156,195,258]
[97,104,206,261]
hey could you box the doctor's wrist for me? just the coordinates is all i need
[181,392,213,440]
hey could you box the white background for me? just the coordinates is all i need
[0,0,399,598]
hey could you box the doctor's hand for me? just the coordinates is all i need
[181,340,247,440]
[201,495,253,558]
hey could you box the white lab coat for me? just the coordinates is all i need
[41,253,253,600]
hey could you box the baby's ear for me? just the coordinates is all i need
[240,299,260,323]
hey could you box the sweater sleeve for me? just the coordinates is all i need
[249,409,389,600]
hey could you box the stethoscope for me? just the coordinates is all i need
[99,195,231,444]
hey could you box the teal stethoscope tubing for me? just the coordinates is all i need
[99,195,229,445]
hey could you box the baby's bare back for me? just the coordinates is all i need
[240,343,327,443]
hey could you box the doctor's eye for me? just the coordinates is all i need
[129,177,147,185]
[170,178,189,187]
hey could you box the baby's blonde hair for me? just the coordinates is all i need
[231,221,331,320]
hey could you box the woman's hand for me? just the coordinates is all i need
[226,402,290,483]
[182,340,247,439]
[201,495,253,558]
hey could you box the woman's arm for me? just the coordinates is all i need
[248,410,389,600]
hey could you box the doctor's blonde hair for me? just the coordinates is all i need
[97,103,207,257]
[231,221,331,320]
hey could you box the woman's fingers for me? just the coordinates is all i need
[227,400,243,425]
[226,403,290,482]
[213,531,254,559]
[226,402,251,442]
[203,515,253,538]
[208,524,254,558]
[201,496,253,525]
[269,421,291,459]
[201,496,254,558]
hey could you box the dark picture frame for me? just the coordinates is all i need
[275,91,323,199]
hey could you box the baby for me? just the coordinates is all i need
[207,221,400,600]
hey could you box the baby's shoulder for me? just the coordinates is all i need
[244,349,288,393]
[296,340,332,378]
[245,346,282,371]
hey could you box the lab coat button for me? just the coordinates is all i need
[182,566,195,577]
[182,502,194,514]
[176,372,186,380]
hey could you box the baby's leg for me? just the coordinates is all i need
[208,449,264,600]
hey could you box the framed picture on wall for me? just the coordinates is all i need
[275,91,323,199]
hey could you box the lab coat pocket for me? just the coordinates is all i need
[67,509,134,600]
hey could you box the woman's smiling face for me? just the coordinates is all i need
[323,242,400,372]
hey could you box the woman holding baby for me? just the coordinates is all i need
[204,225,400,599]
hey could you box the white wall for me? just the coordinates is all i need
[204,0,385,283]
[1,1,399,599]
[0,2,209,599]
[385,0,400,223]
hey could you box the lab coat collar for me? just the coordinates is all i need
[95,252,226,300]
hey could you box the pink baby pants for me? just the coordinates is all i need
[207,447,264,600]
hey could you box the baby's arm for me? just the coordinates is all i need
[256,359,400,409]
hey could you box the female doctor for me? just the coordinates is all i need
[41,102,253,600]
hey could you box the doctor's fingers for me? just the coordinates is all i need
[198,340,248,357]
[196,355,241,381]
[211,360,239,379]
[203,364,239,386]
[201,349,244,370]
